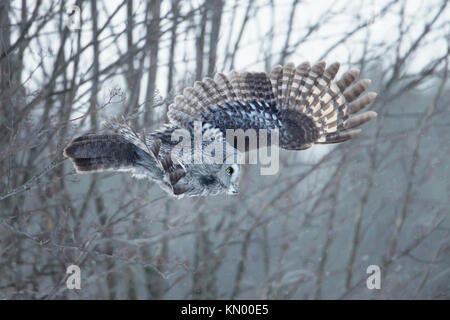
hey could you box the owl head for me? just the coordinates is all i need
[218,163,240,195]
[188,162,240,197]
[187,137,242,196]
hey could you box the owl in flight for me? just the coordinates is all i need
[64,61,377,198]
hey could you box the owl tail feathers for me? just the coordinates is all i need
[271,61,377,148]
[63,134,143,173]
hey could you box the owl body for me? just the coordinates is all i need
[64,61,377,198]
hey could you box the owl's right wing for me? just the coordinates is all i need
[63,124,191,196]
[167,61,377,150]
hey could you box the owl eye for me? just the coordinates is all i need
[225,166,234,175]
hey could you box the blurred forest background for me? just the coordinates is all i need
[0,0,449,299]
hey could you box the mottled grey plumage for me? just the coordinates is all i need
[64,61,377,198]
[64,121,240,198]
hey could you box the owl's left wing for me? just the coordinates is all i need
[167,61,377,150]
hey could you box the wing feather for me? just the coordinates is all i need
[167,61,377,149]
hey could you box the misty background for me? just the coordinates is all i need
[0,0,449,299]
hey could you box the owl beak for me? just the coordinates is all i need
[227,186,238,195]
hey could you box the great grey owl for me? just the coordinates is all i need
[64,61,377,198]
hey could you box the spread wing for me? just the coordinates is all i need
[167,61,377,150]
